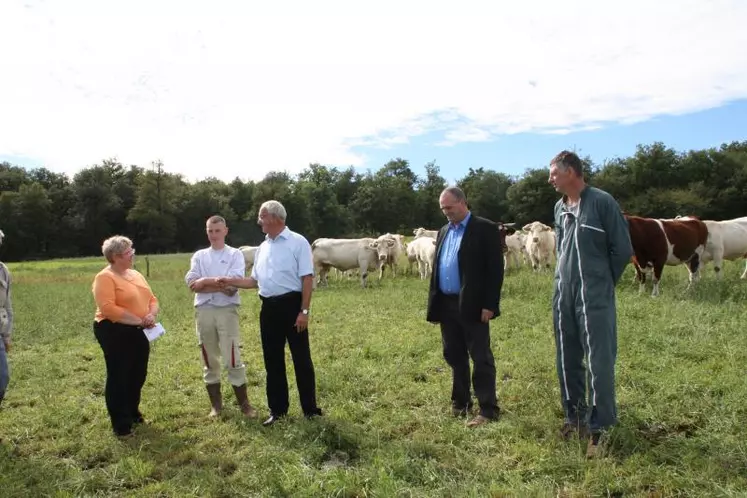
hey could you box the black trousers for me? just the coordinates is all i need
[438,294,499,418]
[93,319,150,435]
[259,292,321,417]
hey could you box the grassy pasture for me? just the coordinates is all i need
[1,251,747,497]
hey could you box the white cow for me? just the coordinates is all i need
[699,217,747,279]
[389,233,407,255]
[238,245,258,268]
[371,233,404,278]
[311,238,381,288]
[523,221,556,271]
[404,242,418,275]
[504,232,528,269]
[413,227,438,239]
[407,236,437,279]
[389,233,411,275]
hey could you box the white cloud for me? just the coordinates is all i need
[1,0,746,182]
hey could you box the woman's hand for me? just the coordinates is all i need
[142,313,156,328]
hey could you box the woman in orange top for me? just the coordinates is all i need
[92,235,159,438]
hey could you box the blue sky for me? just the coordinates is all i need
[350,99,747,184]
[2,0,747,183]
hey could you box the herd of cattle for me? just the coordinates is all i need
[237,214,747,297]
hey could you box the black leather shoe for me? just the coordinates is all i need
[304,408,323,419]
[262,414,285,427]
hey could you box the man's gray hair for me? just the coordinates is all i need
[441,186,467,203]
[550,150,584,178]
[102,235,133,263]
[260,200,287,221]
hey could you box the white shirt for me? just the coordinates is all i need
[185,245,246,308]
[251,227,314,298]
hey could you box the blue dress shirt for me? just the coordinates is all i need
[438,212,471,295]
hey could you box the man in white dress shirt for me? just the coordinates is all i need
[218,200,322,427]
[185,215,258,419]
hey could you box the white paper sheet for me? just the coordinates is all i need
[143,322,166,342]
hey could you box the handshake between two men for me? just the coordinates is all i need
[188,275,309,332]
[187,275,257,297]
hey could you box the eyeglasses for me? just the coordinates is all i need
[120,248,136,257]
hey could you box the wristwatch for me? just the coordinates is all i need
[301,308,309,315]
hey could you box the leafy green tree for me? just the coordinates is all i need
[127,161,183,253]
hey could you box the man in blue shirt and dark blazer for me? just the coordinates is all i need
[426,186,505,428]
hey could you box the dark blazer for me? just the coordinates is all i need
[426,214,504,323]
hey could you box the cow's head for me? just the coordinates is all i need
[413,227,426,238]
[369,237,396,261]
[523,222,552,243]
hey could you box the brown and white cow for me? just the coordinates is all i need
[625,214,708,297]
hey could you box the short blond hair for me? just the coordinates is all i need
[207,215,226,225]
[102,235,133,263]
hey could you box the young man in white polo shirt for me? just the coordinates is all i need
[185,215,258,419]
[217,200,322,427]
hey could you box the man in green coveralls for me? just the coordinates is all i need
[549,150,633,458]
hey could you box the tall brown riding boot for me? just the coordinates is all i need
[206,382,222,418]
[232,383,258,418]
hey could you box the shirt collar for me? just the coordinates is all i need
[266,227,290,241]
[562,184,589,206]
[450,211,471,230]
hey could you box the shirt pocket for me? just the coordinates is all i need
[579,220,605,234]
[578,215,608,257]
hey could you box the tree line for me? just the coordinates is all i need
[1,140,746,262]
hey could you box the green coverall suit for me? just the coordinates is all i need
[552,185,633,433]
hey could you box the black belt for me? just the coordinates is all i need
[259,291,301,303]
[440,293,459,300]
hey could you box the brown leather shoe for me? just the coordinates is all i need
[560,421,590,440]
[206,382,223,418]
[586,432,605,459]
[232,383,258,418]
[466,415,492,428]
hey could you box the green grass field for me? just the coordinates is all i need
[1,252,747,497]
